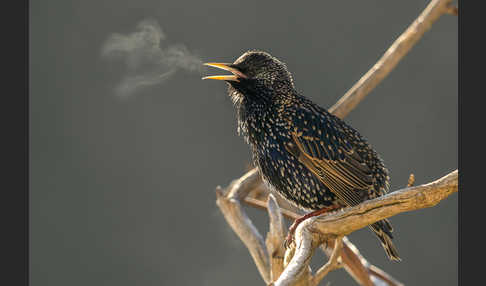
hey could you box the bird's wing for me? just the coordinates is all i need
[284,108,374,207]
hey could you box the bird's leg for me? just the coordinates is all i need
[284,205,342,248]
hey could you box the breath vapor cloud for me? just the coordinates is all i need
[101,18,203,98]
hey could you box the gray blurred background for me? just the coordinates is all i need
[30,1,457,285]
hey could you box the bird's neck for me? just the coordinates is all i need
[237,94,293,147]
[236,97,266,143]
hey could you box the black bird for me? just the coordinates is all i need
[203,50,400,261]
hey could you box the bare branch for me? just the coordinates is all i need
[245,196,301,220]
[328,0,457,119]
[247,196,400,286]
[223,169,456,285]
[369,265,404,286]
[266,194,287,281]
[225,168,262,200]
[312,237,344,286]
[274,219,320,286]
[324,238,374,286]
[215,187,271,284]
[337,237,402,286]
[310,170,457,237]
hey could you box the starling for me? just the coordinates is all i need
[203,50,400,261]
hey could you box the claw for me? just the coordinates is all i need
[284,223,298,249]
[284,232,295,249]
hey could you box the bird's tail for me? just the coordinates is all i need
[369,219,401,262]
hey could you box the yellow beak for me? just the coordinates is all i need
[202,63,248,82]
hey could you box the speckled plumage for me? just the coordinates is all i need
[207,50,400,261]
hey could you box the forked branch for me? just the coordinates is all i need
[272,170,457,286]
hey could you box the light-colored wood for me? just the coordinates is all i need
[328,0,457,119]
[266,194,287,282]
[274,171,457,286]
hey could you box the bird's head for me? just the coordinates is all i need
[203,50,294,103]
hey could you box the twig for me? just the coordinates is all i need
[445,2,458,16]
[224,168,261,200]
[312,237,344,286]
[245,196,300,220]
[325,238,374,286]
[216,184,271,284]
[328,0,457,119]
[266,194,287,282]
[368,265,404,286]
[407,174,415,187]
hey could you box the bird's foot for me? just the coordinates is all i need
[284,222,299,249]
[283,205,342,249]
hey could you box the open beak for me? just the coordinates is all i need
[202,63,248,82]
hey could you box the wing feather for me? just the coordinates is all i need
[288,126,373,207]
